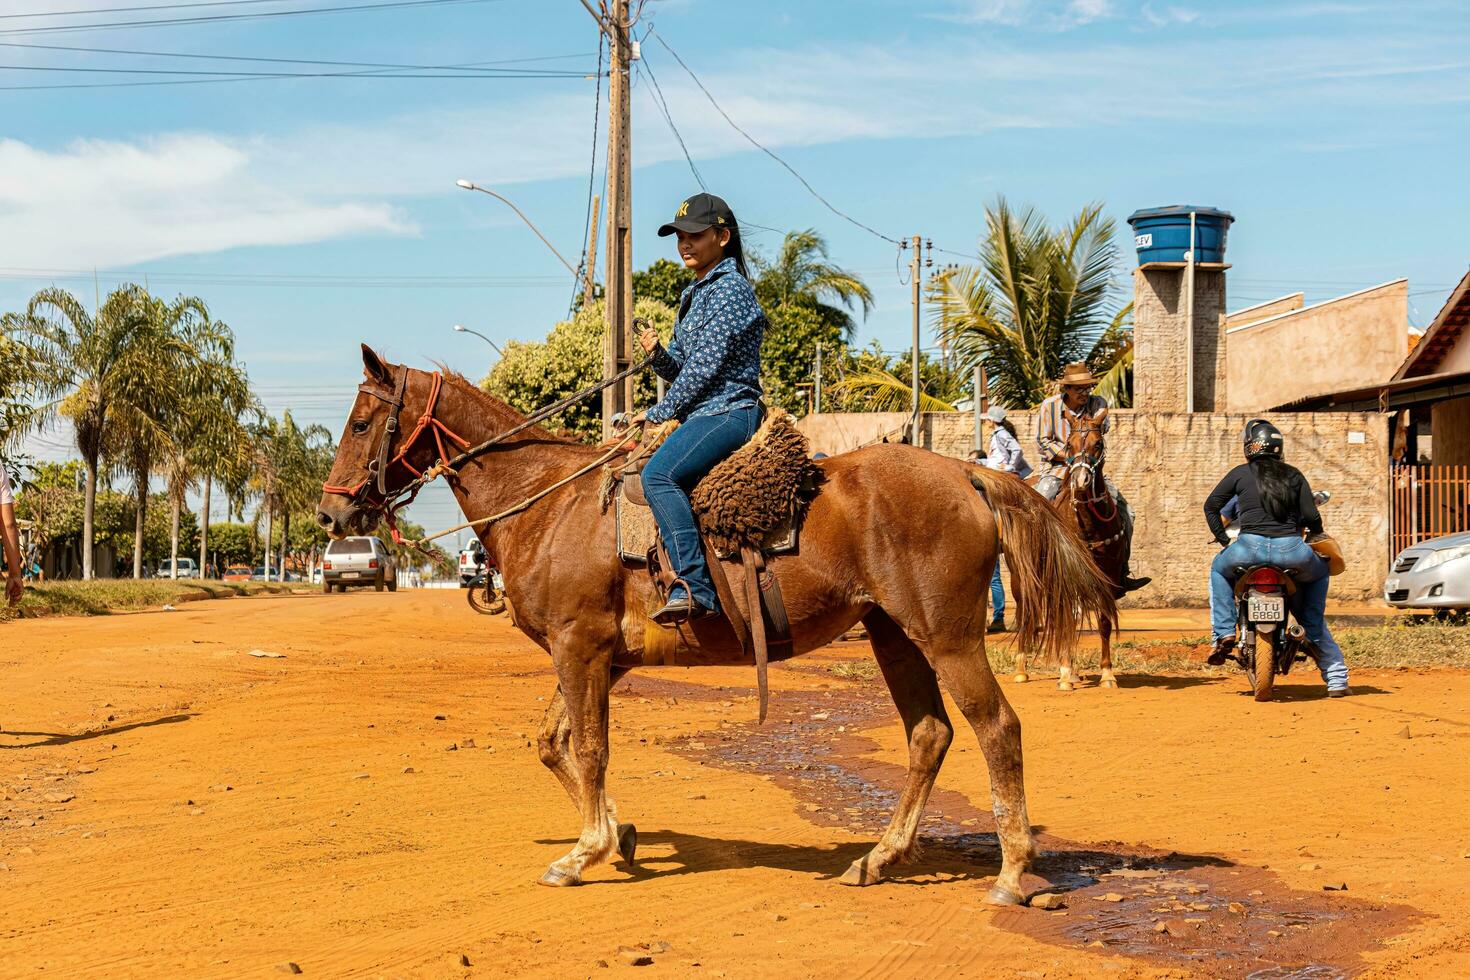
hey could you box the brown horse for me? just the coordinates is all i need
[316,347,1116,904]
[1014,409,1127,690]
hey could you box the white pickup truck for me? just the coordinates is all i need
[322,536,398,593]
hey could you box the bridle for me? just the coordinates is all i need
[1062,413,1119,529]
[322,355,654,545]
[321,369,471,542]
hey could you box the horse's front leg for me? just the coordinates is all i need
[537,669,637,865]
[539,628,621,887]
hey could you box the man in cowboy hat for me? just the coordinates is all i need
[1035,362,1150,594]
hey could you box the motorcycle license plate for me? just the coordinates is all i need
[342,571,360,579]
[1248,594,1285,622]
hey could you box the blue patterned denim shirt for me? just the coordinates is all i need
[645,256,765,425]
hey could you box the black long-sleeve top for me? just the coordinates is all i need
[1204,462,1322,547]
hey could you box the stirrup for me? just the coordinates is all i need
[651,595,714,626]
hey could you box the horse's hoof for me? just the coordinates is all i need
[1012,673,1029,684]
[985,884,1025,907]
[1100,678,1118,689]
[617,823,638,865]
[838,858,884,887]
[1057,681,1074,692]
[537,866,580,888]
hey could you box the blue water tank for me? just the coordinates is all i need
[1126,205,1234,265]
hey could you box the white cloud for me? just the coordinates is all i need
[0,134,411,269]
[938,0,1114,28]
[1141,3,1200,26]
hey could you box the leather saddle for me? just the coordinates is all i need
[603,411,821,722]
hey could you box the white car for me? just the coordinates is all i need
[1385,531,1470,616]
[459,541,486,587]
[155,558,200,579]
[322,536,398,593]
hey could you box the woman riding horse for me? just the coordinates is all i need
[631,192,766,625]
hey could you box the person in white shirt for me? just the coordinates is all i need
[1,462,23,605]
[967,405,1032,634]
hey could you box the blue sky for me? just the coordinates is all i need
[5,0,1468,537]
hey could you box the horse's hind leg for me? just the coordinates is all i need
[839,610,953,887]
[1098,614,1117,689]
[928,640,1035,906]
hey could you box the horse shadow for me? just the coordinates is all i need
[0,713,195,750]
[536,828,1232,891]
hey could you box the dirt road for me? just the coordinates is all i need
[2,591,1466,978]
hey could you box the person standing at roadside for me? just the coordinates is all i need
[968,405,1032,633]
[1,461,23,606]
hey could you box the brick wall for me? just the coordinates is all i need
[1133,268,1228,413]
[920,410,1388,606]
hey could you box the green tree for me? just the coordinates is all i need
[752,229,874,336]
[928,198,1132,410]
[633,258,695,308]
[482,298,677,443]
[250,411,335,582]
[5,285,169,579]
[205,522,258,567]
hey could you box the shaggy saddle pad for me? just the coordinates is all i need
[688,410,823,556]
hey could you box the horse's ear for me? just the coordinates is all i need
[361,345,391,385]
[1093,406,1109,426]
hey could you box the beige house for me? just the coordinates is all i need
[1224,280,1408,413]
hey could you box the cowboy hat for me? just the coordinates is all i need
[1057,363,1097,388]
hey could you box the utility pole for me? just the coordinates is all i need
[814,342,823,415]
[596,0,635,439]
[909,236,932,444]
[583,193,601,310]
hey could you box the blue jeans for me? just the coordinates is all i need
[1209,533,1349,690]
[990,560,1005,621]
[642,405,762,610]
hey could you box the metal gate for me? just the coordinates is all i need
[1389,464,1470,558]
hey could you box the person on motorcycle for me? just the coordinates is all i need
[1203,419,1350,697]
[1035,362,1149,593]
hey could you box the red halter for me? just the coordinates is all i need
[322,371,471,541]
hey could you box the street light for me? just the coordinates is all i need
[452,324,504,357]
[455,179,581,281]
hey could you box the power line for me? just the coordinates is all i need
[0,63,588,78]
[569,30,604,316]
[637,55,703,191]
[0,40,593,73]
[0,0,382,19]
[0,0,508,38]
[647,27,903,248]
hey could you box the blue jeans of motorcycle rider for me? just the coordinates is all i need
[642,404,762,611]
[1209,533,1349,690]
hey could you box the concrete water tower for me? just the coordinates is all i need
[1127,206,1234,412]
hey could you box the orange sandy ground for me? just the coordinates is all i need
[1,590,1466,979]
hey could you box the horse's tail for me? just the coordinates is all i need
[968,466,1117,664]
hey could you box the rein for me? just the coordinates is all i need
[323,356,653,546]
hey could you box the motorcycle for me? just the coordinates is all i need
[1224,566,1321,701]
[466,568,506,616]
[1219,491,1332,702]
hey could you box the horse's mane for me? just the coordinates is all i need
[432,365,583,446]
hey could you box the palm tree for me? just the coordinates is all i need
[928,198,1132,410]
[754,229,874,336]
[250,412,333,582]
[6,285,159,579]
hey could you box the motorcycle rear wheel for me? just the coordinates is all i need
[1252,626,1277,702]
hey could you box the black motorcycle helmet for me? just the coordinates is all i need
[1243,418,1284,460]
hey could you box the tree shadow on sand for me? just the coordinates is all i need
[0,713,195,749]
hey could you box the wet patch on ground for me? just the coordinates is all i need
[621,671,1417,978]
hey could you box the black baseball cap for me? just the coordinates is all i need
[657,192,737,237]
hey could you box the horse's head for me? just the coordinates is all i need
[316,346,447,539]
[1064,406,1108,494]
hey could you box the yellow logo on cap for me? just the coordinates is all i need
[676,201,689,218]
